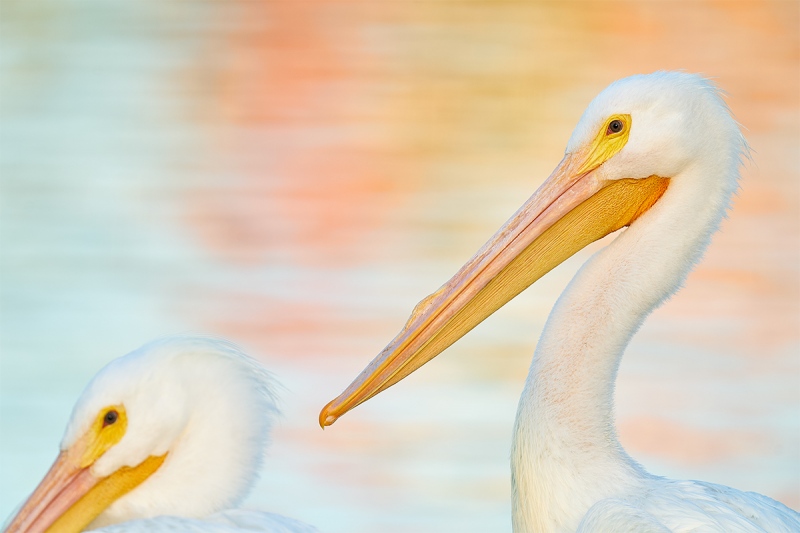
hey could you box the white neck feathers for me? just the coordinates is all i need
[510,146,741,532]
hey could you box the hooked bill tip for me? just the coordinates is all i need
[319,400,339,428]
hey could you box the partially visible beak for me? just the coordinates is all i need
[5,450,99,533]
[5,445,166,533]
[320,149,669,427]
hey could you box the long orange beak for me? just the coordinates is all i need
[320,144,669,427]
[5,443,165,533]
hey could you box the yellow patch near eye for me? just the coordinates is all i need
[577,113,631,175]
[79,405,127,468]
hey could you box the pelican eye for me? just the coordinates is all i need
[103,409,119,427]
[606,119,624,135]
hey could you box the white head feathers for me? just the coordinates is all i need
[63,336,280,529]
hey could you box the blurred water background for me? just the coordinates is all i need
[0,1,798,531]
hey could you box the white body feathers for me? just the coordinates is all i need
[93,509,319,533]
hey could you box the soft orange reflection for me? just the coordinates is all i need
[618,416,772,465]
[182,1,416,267]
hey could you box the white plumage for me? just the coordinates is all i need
[93,509,318,533]
[6,336,317,533]
[320,72,800,532]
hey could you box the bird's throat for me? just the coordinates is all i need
[509,174,731,532]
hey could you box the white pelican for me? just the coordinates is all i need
[319,72,800,532]
[5,336,317,533]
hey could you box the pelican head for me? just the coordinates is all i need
[567,72,743,184]
[7,336,279,533]
[320,71,747,426]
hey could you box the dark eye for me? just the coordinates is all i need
[607,119,624,135]
[103,410,118,427]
